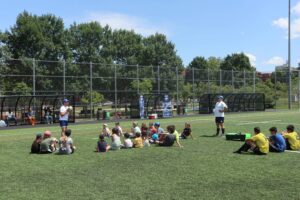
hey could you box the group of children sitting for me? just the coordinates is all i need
[96,121,194,152]
[233,124,300,155]
[30,121,193,154]
[31,129,75,155]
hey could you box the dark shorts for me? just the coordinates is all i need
[215,117,224,124]
[253,147,266,155]
[59,120,68,127]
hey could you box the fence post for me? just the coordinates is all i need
[207,68,210,93]
[274,71,277,109]
[63,60,66,96]
[90,62,93,119]
[137,64,139,95]
[176,65,179,112]
[32,58,36,96]
[157,65,160,95]
[231,69,234,92]
[243,69,246,90]
[192,67,195,112]
[219,69,222,92]
[298,70,300,110]
[114,64,117,115]
[253,71,256,93]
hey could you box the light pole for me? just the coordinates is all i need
[288,0,292,109]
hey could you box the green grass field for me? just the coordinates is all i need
[1,111,300,200]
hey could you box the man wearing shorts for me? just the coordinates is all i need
[213,95,228,136]
[59,99,71,136]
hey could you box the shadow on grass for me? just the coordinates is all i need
[200,135,217,137]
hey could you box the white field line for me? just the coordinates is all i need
[285,150,300,153]
[0,111,298,137]
[237,120,282,125]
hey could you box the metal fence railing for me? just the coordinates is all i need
[0,58,299,119]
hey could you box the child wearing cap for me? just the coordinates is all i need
[58,129,76,155]
[101,123,111,137]
[31,133,43,153]
[40,131,58,153]
[154,122,164,135]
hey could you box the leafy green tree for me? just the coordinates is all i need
[6,11,68,60]
[207,56,222,71]
[141,33,184,94]
[130,79,153,95]
[3,11,69,94]
[220,53,254,71]
[12,82,32,95]
[81,91,104,105]
[185,56,208,83]
[67,22,112,63]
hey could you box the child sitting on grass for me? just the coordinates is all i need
[131,121,141,138]
[133,132,143,148]
[40,131,58,154]
[122,132,133,149]
[180,122,193,139]
[282,125,300,150]
[96,134,110,152]
[110,128,121,150]
[148,122,157,136]
[157,125,183,148]
[115,122,123,137]
[141,123,148,136]
[142,132,150,147]
[58,129,76,155]
[31,133,43,154]
[233,127,269,155]
[101,124,111,137]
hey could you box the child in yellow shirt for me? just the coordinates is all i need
[233,127,269,155]
[282,125,300,150]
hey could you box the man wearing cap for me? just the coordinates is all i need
[59,99,72,136]
[213,95,228,136]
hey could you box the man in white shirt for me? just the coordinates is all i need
[213,96,228,136]
[59,99,72,136]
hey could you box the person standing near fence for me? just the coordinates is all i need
[59,99,72,137]
[213,95,228,136]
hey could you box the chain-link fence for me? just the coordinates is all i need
[0,58,298,119]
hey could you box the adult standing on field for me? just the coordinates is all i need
[213,95,228,136]
[59,99,72,137]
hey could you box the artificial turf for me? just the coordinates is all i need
[1,111,300,200]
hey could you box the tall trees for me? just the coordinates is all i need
[6,11,67,60]
[220,53,254,71]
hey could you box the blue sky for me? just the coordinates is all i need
[1,0,300,72]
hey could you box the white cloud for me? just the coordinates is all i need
[245,53,256,66]
[292,1,300,16]
[273,1,300,39]
[85,11,169,36]
[273,17,288,29]
[265,56,286,66]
